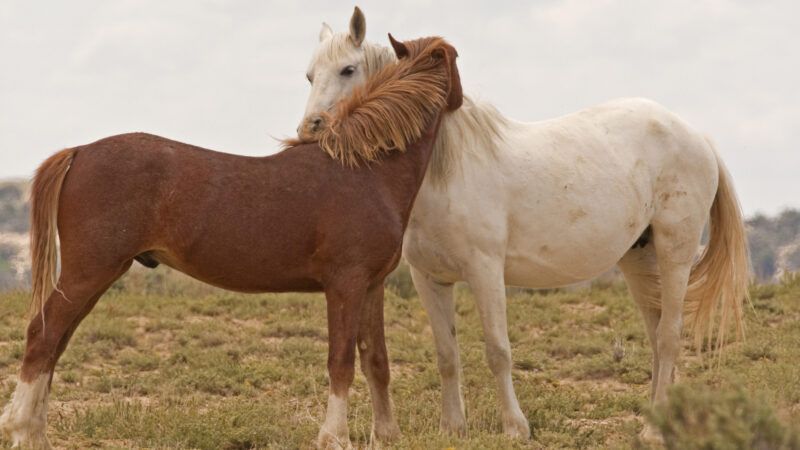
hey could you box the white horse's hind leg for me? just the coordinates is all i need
[410,267,467,435]
[466,260,530,439]
[650,257,693,404]
[618,244,662,402]
[0,374,52,449]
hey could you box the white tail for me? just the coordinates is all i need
[683,144,750,352]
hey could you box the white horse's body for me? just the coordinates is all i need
[406,98,711,288]
[300,9,748,445]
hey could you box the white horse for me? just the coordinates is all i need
[299,8,749,442]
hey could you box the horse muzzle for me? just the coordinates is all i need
[297,115,326,141]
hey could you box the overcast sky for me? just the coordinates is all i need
[1,1,797,216]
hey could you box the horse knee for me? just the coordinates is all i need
[656,325,682,359]
[360,349,389,386]
[485,342,512,375]
[436,353,459,380]
[19,322,58,381]
[328,348,357,395]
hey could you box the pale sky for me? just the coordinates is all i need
[1,1,797,215]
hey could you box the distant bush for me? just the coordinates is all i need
[0,182,29,233]
[384,260,416,299]
[748,209,800,280]
[643,384,800,450]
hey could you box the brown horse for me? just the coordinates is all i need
[0,35,462,449]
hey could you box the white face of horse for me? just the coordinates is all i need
[298,7,368,140]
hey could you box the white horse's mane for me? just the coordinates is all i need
[350,40,508,185]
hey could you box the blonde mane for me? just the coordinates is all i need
[428,97,508,185]
[288,38,451,166]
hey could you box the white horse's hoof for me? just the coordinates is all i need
[316,427,352,450]
[639,423,664,445]
[440,414,467,437]
[502,411,531,439]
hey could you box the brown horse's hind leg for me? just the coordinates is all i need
[357,285,399,443]
[0,260,131,449]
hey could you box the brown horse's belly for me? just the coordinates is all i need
[148,249,324,293]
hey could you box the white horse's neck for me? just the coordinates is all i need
[363,42,509,185]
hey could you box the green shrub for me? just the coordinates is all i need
[644,384,800,450]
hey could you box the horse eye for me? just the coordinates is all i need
[340,65,356,77]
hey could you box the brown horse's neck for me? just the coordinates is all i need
[372,113,443,223]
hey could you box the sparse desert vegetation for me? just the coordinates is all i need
[0,267,798,449]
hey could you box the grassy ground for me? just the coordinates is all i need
[0,268,798,449]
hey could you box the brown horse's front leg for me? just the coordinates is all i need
[317,279,367,449]
[357,284,400,442]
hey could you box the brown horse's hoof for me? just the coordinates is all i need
[0,419,52,450]
[0,385,53,450]
[440,415,468,438]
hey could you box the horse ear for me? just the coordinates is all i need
[388,33,408,59]
[443,45,463,111]
[349,6,366,47]
[319,22,334,42]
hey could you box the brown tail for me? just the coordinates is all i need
[684,142,750,353]
[29,148,76,321]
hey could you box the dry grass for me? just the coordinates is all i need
[0,267,797,449]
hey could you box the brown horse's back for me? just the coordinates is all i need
[56,132,404,293]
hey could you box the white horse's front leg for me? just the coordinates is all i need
[410,266,466,436]
[466,259,529,439]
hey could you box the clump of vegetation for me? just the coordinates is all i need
[643,384,800,450]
